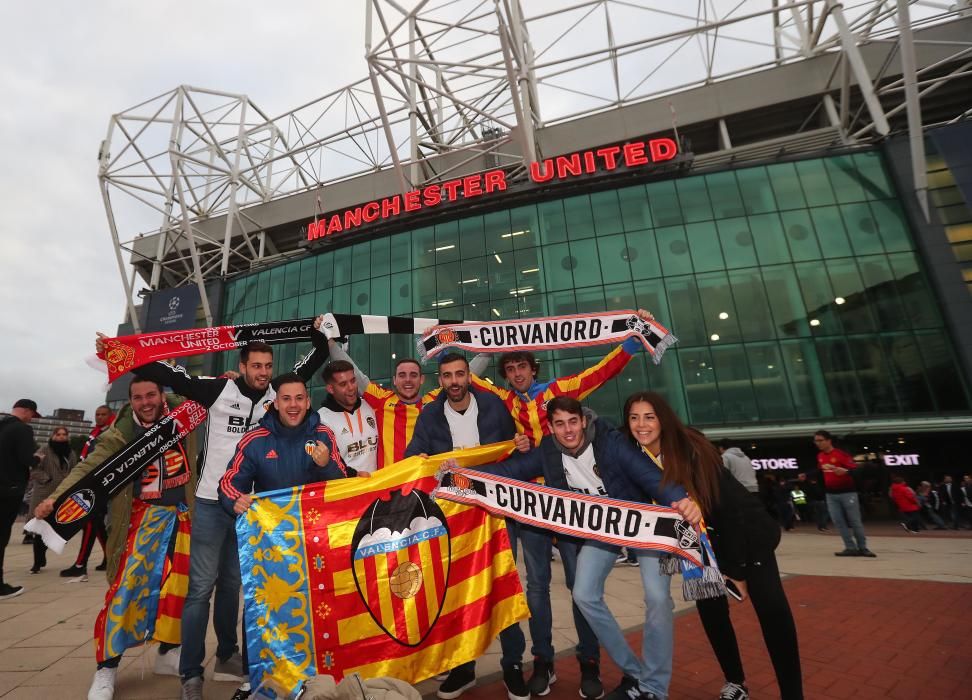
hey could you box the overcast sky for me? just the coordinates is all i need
[0,2,368,418]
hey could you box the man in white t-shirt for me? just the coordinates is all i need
[318,360,379,472]
[405,353,530,700]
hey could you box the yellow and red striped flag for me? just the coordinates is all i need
[237,442,528,695]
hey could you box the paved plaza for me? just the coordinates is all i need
[0,522,969,699]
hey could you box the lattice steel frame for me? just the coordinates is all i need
[100,0,972,330]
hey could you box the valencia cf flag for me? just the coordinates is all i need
[236,442,528,696]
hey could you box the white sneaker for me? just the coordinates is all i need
[154,646,181,676]
[88,667,116,700]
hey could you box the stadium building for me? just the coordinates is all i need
[100,1,972,479]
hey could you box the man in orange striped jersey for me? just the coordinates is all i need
[469,309,657,446]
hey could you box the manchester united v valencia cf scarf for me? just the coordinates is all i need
[24,400,207,553]
[418,310,677,364]
[91,314,460,382]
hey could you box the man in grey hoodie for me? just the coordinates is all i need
[717,440,758,493]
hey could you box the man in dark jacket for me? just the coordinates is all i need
[0,399,40,599]
[466,396,699,700]
[219,374,355,515]
[404,353,530,700]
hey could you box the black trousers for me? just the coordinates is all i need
[73,513,107,568]
[32,536,47,570]
[695,554,803,700]
[0,485,27,585]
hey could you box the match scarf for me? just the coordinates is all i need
[641,449,726,601]
[91,314,460,382]
[95,500,191,662]
[237,443,528,697]
[24,401,207,553]
[418,310,677,364]
[434,466,711,576]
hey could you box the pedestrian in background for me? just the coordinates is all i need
[889,476,921,534]
[813,430,875,557]
[916,481,946,530]
[28,426,78,573]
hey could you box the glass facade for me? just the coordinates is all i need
[221,151,971,425]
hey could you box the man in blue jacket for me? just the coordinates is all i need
[404,353,529,700]
[219,373,357,515]
[465,396,701,700]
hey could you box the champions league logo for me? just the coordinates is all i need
[350,489,451,646]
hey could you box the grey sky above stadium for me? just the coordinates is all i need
[0,2,367,415]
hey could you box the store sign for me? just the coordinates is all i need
[306,136,679,242]
[751,457,800,471]
[883,454,920,466]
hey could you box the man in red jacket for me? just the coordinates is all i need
[813,430,876,557]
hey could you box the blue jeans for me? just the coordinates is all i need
[179,499,243,680]
[510,521,599,662]
[573,542,674,698]
[825,492,867,551]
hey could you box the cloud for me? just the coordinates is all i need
[0,1,366,416]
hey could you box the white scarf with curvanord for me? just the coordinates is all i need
[417,310,676,363]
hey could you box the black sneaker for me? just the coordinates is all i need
[578,658,604,699]
[858,549,877,557]
[60,565,88,578]
[230,683,251,700]
[438,666,476,700]
[528,658,556,696]
[95,560,107,572]
[604,675,638,700]
[0,583,24,600]
[834,549,857,557]
[504,663,529,700]
[719,682,750,699]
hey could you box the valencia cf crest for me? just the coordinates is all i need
[350,488,451,646]
[436,328,457,346]
[103,340,136,377]
[305,440,316,455]
[55,489,95,525]
[366,416,376,430]
[263,399,273,411]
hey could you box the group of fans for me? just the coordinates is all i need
[1,311,804,700]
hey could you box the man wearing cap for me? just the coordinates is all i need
[0,399,42,599]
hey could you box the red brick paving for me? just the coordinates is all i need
[433,576,971,699]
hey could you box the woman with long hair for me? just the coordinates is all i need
[28,426,78,573]
[620,391,803,700]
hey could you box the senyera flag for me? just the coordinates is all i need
[90,313,461,383]
[418,310,677,364]
[24,400,207,553]
[236,442,528,697]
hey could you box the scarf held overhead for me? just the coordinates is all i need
[418,311,677,364]
[236,443,527,697]
[24,401,207,554]
[92,314,460,382]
